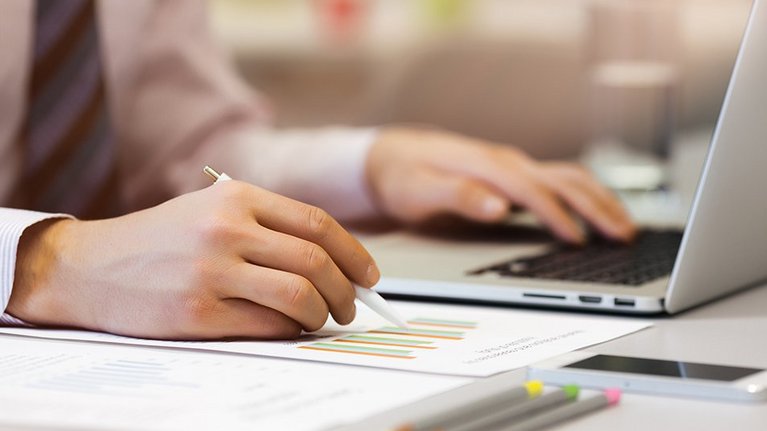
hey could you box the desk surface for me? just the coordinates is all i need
[2,280,763,431]
[336,280,767,430]
[335,130,767,429]
[4,132,763,430]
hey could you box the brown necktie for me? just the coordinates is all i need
[13,0,121,219]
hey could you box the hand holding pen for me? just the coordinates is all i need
[204,166,406,329]
[9,164,385,339]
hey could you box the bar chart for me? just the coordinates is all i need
[0,300,653,376]
[298,318,478,360]
[25,358,199,397]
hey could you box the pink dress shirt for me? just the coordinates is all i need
[0,0,379,321]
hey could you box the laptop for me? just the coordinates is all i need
[366,0,767,315]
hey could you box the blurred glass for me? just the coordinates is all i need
[582,0,681,191]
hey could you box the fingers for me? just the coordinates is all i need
[180,298,304,340]
[248,188,379,288]
[224,300,303,340]
[510,180,586,244]
[238,227,357,326]
[478,156,586,243]
[423,144,584,243]
[196,182,369,332]
[442,145,634,243]
[539,164,636,241]
[430,175,510,222]
[389,169,510,223]
[220,263,331,332]
[367,128,634,243]
[539,174,630,241]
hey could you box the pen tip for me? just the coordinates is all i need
[391,314,409,329]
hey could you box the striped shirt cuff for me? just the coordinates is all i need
[1,208,73,325]
[0,313,30,326]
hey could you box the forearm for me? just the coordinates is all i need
[161,125,381,222]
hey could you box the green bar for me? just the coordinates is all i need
[410,317,478,327]
[377,327,465,337]
[311,342,413,356]
[343,335,433,346]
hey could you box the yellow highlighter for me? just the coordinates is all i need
[395,380,544,431]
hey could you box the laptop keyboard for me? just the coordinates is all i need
[468,230,684,286]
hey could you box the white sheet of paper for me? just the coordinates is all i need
[0,301,651,377]
[0,336,470,431]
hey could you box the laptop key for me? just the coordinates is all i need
[469,230,684,286]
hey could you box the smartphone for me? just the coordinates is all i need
[528,351,767,402]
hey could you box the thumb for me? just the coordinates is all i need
[427,174,510,223]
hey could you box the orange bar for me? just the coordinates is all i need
[299,346,415,359]
[336,339,437,349]
[407,321,477,330]
[369,330,463,340]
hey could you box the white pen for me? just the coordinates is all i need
[203,166,408,329]
[352,284,408,328]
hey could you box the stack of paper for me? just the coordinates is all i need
[0,300,651,429]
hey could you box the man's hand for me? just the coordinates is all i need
[8,181,379,340]
[367,128,637,243]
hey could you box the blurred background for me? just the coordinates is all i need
[210,0,751,163]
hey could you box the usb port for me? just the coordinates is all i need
[614,298,636,307]
[523,293,566,300]
[579,295,602,304]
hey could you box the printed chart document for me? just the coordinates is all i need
[0,336,470,431]
[0,301,650,377]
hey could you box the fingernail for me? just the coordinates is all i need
[568,227,586,245]
[615,218,637,239]
[482,196,506,217]
[367,262,380,286]
[623,224,638,241]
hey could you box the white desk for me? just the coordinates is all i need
[336,281,767,430]
[335,130,767,430]
[2,281,764,431]
[3,130,763,430]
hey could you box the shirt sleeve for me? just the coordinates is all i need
[102,1,382,222]
[162,125,381,222]
[0,208,73,325]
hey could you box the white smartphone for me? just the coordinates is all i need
[528,351,767,402]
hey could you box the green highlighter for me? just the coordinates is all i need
[398,380,543,431]
[450,384,580,431]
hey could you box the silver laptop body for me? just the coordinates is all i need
[366,0,767,315]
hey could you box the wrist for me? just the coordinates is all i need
[8,218,75,323]
[365,127,392,215]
